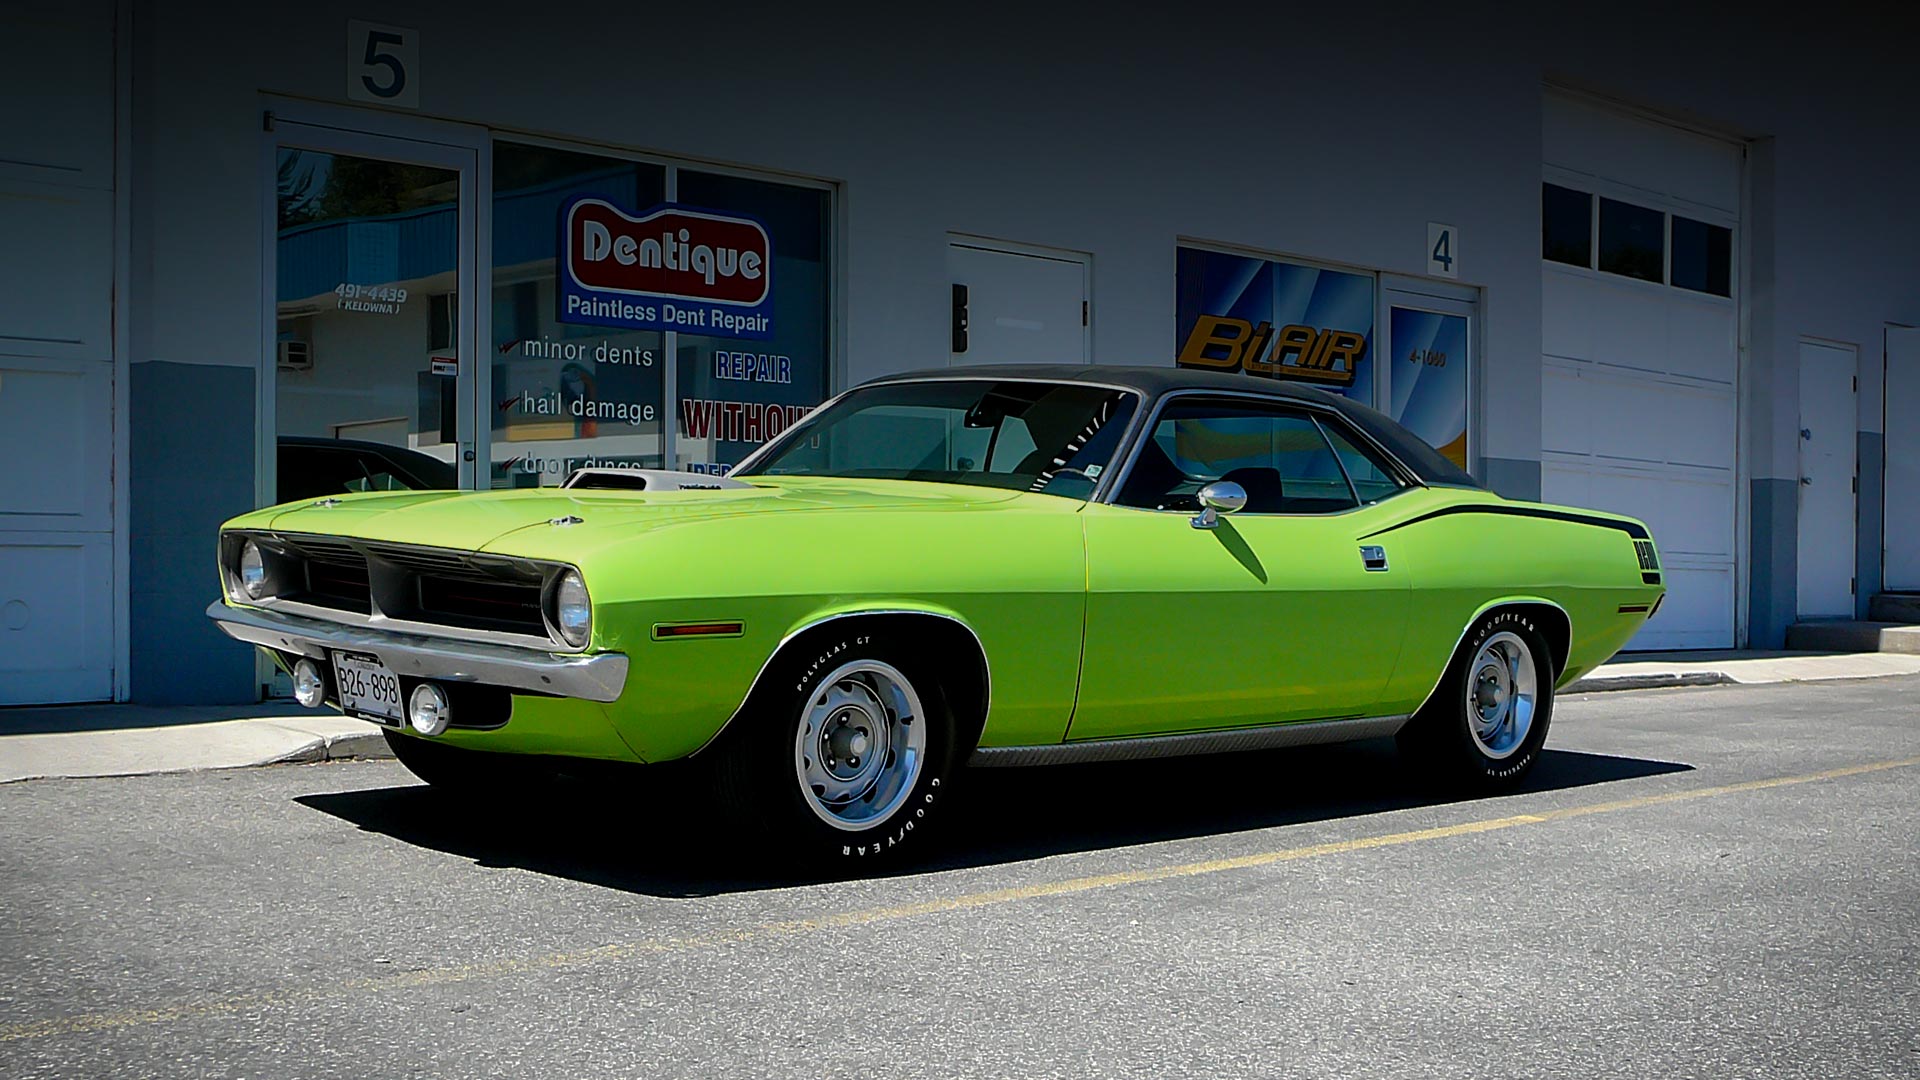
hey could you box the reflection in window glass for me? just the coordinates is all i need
[1542,184,1593,267]
[1319,421,1405,504]
[273,148,461,499]
[1116,402,1357,515]
[1598,197,1664,283]
[489,142,667,487]
[1670,215,1732,297]
[739,380,1135,501]
[674,170,832,474]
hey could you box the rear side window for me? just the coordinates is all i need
[1319,421,1407,504]
[1116,399,1359,514]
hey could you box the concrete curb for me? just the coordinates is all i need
[1564,672,1736,695]
[263,728,395,766]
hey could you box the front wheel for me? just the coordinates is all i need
[1399,609,1555,789]
[710,633,959,867]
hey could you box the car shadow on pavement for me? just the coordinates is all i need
[294,740,1692,898]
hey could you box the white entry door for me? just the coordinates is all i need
[948,239,1089,367]
[1796,340,1857,618]
[1887,326,1920,591]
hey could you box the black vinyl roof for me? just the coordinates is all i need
[864,364,1483,489]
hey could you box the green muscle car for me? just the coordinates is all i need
[209,365,1664,865]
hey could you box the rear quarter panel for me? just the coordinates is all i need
[1369,494,1663,715]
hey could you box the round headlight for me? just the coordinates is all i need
[239,540,268,600]
[553,570,591,648]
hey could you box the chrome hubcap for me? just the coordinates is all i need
[1466,631,1536,760]
[795,660,926,831]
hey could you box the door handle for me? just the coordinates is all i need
[1359,545,1389,572]
[1800,477,1813,486]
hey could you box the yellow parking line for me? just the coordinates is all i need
[5,754,1917,1044]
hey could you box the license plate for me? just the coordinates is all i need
[332,651,404,724]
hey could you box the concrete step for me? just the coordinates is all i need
[1869,593,1920,623]
[1785,620,1920,655]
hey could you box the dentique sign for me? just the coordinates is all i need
[558,197,774,339]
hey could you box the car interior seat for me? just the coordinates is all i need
[1215,466,1288,514]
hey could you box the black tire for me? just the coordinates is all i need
[1398,609,1556,789]
[382,728,546,797]
[707,628,960,868]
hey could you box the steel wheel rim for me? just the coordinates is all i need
[1465,631,1536,760]
[794,660,927,831]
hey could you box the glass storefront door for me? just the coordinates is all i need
[271,125,479,500]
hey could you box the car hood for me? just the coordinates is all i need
[257,477,1032,555]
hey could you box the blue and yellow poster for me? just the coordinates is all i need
[1175,246,1376,406]
[1387,306,1469,468]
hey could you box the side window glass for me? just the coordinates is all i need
[1116,400,1358,514]
[1318,421,1407,504]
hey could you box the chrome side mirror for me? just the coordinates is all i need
[1190,480,1248,530]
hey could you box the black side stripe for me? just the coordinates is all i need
[1357,504,1652,541]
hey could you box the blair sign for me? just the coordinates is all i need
[559,197,774,339]
[1175,246,1375,405]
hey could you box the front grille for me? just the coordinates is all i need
[304,558,372,614]
[415,574,545,636]
[246,532,558,642]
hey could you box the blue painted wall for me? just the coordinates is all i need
[130,361,259,704]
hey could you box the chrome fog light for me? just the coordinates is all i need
[408,683,451,737]
[239,539,268,599]
[553,570,591,648]
[291,658,326,708]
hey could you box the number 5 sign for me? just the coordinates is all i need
[1427,222,1458,279]
[346,21,419,109]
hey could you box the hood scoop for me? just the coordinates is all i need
[560,467,753,492]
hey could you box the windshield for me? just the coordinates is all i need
[735,379,1140,500]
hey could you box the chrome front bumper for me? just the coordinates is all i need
[206,600,630,702]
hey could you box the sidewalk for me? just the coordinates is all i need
[1564,649,1920,693]
[4,650,1918,784]
[0,702,392,785]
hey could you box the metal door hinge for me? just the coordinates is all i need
[1082,300,1089,326]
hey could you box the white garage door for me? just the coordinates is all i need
[1541,94,1742,650]
[0,2,117,703]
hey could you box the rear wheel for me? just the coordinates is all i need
[1399,609,1555,789]
[710,632,959,867]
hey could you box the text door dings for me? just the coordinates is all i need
[270,123,479,499]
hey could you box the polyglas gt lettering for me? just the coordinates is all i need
[579,221,764,286]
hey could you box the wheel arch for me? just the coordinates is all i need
[1413,597,1572,717]
[692,607,993,759]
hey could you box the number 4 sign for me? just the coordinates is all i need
[347,21,419,109]
[1427,222,1458,279]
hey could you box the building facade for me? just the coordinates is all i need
[2,1,1917,706]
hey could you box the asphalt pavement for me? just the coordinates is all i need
[2,677,1917,1078]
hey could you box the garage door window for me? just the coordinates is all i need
[1542,183,1593,267]
[1670,215,1732,297]
[1598,198,1664,282]
[1544,183,1733,299]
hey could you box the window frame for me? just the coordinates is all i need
[731,375,1149,502]
[1105,390,1418,517]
